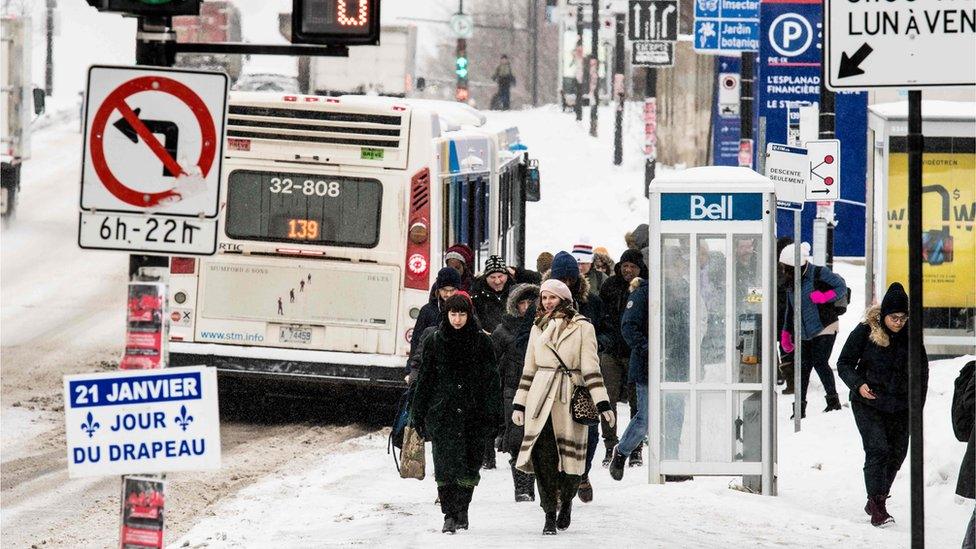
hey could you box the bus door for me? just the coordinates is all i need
[448,173,490,272]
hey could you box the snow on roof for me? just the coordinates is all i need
[651,166,775,192]
[869,100,976,121]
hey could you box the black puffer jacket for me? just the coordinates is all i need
[953,360,975,499]
[599,249,648,359]
[837,306,930,413]
[491,283,539,454]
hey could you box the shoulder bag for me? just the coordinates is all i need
[548,346,600,426]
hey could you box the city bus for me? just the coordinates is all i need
[154,93,540,387]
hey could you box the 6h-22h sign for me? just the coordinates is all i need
[629,0,680,41]
[79,65,228,256]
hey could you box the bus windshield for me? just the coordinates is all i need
[225,170,383,247]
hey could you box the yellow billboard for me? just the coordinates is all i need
[886,149,976,309]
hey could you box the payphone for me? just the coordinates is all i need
[648,167,777,495]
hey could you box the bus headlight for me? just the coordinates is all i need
[408,221,428,244]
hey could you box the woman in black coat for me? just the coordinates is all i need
[410,294,503,534]
[491,283,540,502]
[837,282,929,527]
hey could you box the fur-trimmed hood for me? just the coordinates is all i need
[863,305,891,347]
[506,283,540,316]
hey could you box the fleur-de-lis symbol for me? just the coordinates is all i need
[81,412,100,438]
[174,405,194,431]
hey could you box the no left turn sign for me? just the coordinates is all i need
[79,66,228,255]
[81,65,227,217]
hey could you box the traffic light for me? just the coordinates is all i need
[86,0,201,16]
[292,0,381,46]
[455,38,468,102]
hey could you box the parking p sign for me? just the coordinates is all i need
[64,366,221,478]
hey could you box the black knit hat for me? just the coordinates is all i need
[483,255,508,276]
[619,248,645,269]
[434,267,461,290]
[881,282,909,317]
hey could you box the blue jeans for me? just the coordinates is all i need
[618,383,648,456]
[583,423,599,477]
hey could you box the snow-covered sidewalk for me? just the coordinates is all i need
[172,358,973,549]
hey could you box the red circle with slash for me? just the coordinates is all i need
[89,76,216,208]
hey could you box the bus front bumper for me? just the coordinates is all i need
[168,341,407,387]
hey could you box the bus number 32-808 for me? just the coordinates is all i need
[268,177,342,198]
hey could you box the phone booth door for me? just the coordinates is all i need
[648,168,777,495]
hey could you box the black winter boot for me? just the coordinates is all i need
[629,447,643,467]
[609,445,627,481]
[824,394,842,412]
[482,442,497,469]
[577,476,593,503]
[866,495,894,527]
[543,511,557,535]
[442,515,457,534]
[456,487,472,530]
[556,497,572,530]
[602,446,614,467]
[790,401,807,419]
[438,485,458,533]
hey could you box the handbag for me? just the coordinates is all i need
[399,425,426,480]
[548,346,600,426]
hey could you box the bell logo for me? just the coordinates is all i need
[690,195,734,220]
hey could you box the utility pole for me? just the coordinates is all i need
[135,16,176,67]
[589,0,599,137]
[906,89,925,549]
[739,52,755,169]
[612,12,624,165]
[575,6,584,122]
[644,67,656,196]
[818,44,837,269]
[45,0,55,96]
[530,0,539,106]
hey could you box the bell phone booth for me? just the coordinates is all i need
[648,167,777,495]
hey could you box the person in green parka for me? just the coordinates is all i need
[410,293,504,534]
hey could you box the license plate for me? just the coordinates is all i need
[279,325,312,344]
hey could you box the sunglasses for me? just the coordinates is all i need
[887,314,909,324]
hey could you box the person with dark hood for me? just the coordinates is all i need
[444,244,475,292]
[625,223,649,267]
[780,241,847,417]
[547,250,607,502]
[492,283,541,502]
[597,248,647,466]
[953,360,975,547]
[406,267,461,383]
[410,294,504,534]
[512,279,613,535]
[837,282,929,527]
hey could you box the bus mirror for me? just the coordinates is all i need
[525,159,541,202]
[415,77,427,92]
[32,88,45,116]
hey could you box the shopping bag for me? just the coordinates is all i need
[399,425,426,480]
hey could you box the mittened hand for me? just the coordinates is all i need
[512,410,524,426]
[780,330,795,353]
[602,410,615,428]
[809,289,837,304]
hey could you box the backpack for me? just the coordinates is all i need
[813,266,851,326]
[387,386,414,472]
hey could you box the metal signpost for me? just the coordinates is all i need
[79,65,227,256]
[764,143,809,432]
[826,1,975,544]
[64,366,221,478]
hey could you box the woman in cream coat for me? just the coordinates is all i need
[512,279,614,535]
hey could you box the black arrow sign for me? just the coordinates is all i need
[838,43,873,79]
[113,107,181,177]
[811,189,831,194]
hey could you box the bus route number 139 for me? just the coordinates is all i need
[269,178,341,198]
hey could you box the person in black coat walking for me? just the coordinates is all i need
[597,248,647,465]
[492,283,540,502]
[837,282,929,527]
[410,294,504,534]
[406,267,461,383]
[953,360,975,547]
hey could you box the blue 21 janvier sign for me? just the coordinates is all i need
[63,366,221,478]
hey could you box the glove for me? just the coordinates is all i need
[810,289,837,304]
[512,410,524,426]
[780,330,794,354]
[602,410,615,428]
